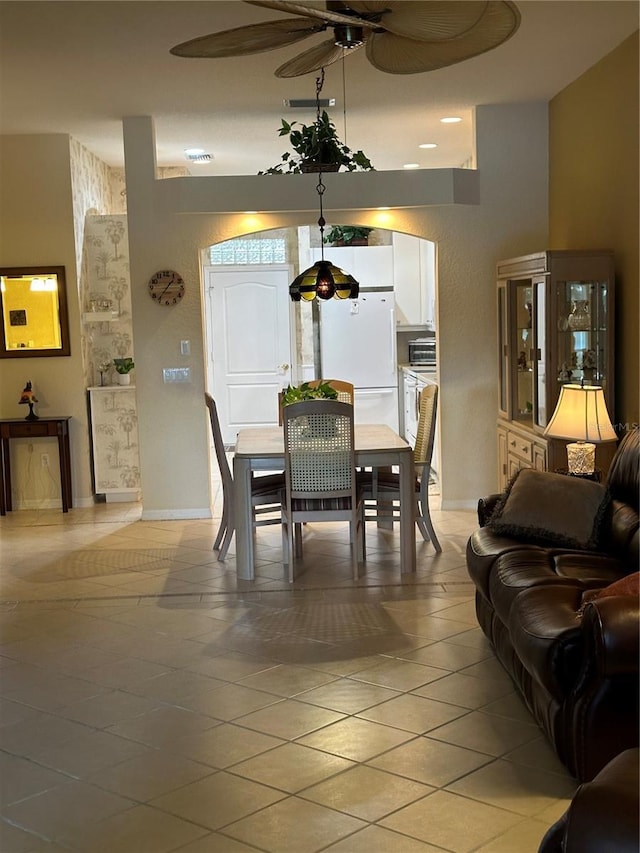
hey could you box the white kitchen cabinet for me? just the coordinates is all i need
[400,367,440,483]
[393,233,436,328]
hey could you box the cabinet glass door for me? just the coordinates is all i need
[512,281,534,422]
[498,283,508,417]
[534,278,547,428]
[555,279,609,396]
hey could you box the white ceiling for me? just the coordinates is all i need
[1,1,638,176]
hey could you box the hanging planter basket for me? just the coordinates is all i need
[300,161,341,174]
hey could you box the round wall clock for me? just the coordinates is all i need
[148,270,185,305]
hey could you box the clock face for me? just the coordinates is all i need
[148,270,185,306]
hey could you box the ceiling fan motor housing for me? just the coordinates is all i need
[333,23,364,48]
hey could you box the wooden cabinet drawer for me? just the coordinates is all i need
[0,421,52,439]
[506,430,533,464]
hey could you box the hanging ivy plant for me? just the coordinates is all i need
[259,111,374,175]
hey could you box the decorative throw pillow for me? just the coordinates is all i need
[487,468,610,550]
[594,572,640,599]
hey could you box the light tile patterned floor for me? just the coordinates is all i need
[0,492,576,852]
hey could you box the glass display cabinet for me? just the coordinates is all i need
[496,250,614,488]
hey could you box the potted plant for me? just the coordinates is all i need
[259,111,374,175]
[281,381,338,405]
[282,381,340,437]
[323,225,374,246]
[113,357,134,385]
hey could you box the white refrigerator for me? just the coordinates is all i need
[319,289,399,431]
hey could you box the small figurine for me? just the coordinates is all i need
[18,380,39,421]
[558,363,573,382]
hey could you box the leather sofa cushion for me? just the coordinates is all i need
[489,550,582,627]
[487,469,609,550]
[553,552,629,583]
[465,529,545,602]
[508,585,586,699]
[488,549,624,629]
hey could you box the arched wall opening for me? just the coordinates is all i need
[201,224,440,502]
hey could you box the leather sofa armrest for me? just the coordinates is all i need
[477,494,501,527]
[581,596,640,677]
[538,748,639,853]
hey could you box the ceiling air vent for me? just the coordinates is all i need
[184,149,212,163]
[284,98,335,109]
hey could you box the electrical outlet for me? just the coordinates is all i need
[41,453,50,468]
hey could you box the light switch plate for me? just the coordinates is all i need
[163,367,191,383]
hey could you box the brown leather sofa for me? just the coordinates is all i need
[538,748,639,853]
[466,427,639,782]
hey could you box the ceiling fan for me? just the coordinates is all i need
[170,0,521,78]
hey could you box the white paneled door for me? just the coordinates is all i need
[205,266,293,446]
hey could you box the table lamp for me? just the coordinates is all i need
[18,380,39,421]
[544,383,617,474]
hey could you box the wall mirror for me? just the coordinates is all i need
[0,266,70,357]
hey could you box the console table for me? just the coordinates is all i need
[0,417,72,515]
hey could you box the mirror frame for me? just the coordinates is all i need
[0,265,71,358]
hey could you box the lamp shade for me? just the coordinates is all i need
[289,260,359,302]
[544,384,617,443]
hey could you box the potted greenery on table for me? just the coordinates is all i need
[281,381,338,405]
[282,381,340,438]
[259,111,374,175]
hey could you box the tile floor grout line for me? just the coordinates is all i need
[0,580,475,607]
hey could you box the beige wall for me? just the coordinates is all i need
[550,32,639,429]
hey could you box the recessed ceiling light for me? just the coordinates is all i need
[403,163,420,170]
[440,116,462,124]
[418,143,438,149]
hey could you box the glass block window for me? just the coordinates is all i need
[210,238,286,265]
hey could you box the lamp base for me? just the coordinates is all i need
[566,441,595,475]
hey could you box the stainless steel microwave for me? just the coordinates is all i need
[408,339,436,365]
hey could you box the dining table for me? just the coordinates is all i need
[233,423,416,580]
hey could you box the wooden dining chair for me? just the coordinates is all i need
[361,383,441,552]
[281,399,365,582]
[205,393,283,561]
[308,379,354,404]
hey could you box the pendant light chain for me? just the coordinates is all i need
[316,69,326,261]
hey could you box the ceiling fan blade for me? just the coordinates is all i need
[363,1,490,42]
[366,2,520,74]
[275,37,364,77]
[343,1,390,12]
[245,0,379,30]
[170,18,322,58]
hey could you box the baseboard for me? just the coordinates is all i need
[141,508,212,520]
[440,499,477,511]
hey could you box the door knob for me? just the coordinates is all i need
[279,363,290,372]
